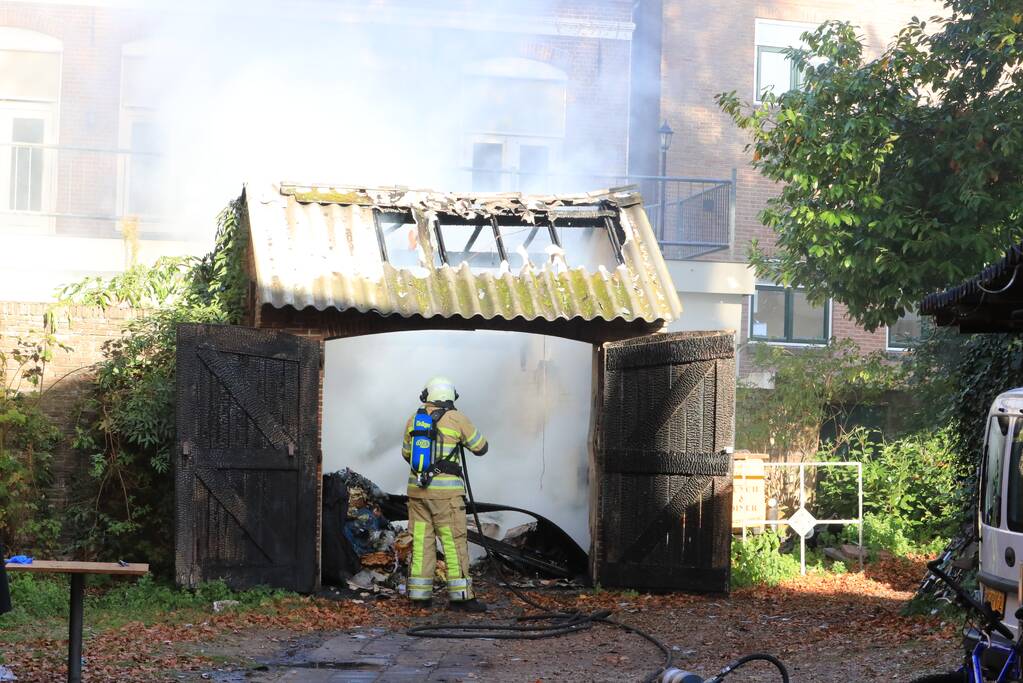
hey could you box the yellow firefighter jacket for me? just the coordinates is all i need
[401,404,488,499]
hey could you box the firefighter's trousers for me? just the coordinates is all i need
[407,496,474,602]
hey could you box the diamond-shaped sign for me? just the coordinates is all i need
[787,506,817,538]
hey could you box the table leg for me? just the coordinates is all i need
[68,574,84,683]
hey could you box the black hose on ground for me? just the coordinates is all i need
[407,447,673,682]
[705,653,790,682]
[406,448,786,683]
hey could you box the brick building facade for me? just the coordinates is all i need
[639,0,943,375]
[0,0,947,394]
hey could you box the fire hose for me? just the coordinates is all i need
[406,447,791,683]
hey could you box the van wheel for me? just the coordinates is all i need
[907,673,964,683]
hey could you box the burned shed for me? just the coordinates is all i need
[242,183,682,342]
[175,183,735,594]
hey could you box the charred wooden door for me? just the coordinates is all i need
[175,324,321,592]
[591,331,734,593]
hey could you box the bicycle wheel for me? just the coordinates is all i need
[907,672,965,683]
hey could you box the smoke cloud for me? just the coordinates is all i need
[322,331,593,546]
[128,1,631,547]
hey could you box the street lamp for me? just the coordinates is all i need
[658,120,674,238]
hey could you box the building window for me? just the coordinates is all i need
[461,58,566,192]
[754,19,815,101]
[749,284,830,344]
[756,46,803,98]
[0,28,61,231]
[887,311,924,350]
[9,117,44,211]
[118,41,162,219]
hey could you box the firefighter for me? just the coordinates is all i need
[401,376,488,612]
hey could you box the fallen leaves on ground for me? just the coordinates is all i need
[0,557,960,682]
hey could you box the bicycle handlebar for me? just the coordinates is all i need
[926,559,1016,641]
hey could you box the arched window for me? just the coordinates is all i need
[0,27,61,227]
[461,58,567,192]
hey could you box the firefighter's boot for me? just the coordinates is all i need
[447,598,487,613]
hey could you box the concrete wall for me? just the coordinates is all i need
[666,260,755,349]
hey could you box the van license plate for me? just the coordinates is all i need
[984,585,1006,616]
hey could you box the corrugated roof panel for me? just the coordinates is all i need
[244,183,682,331]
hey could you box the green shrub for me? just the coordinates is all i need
[731,531,801,588]
[59,202,249,572]
[816,427,960,548]
[737,340,904,458]
[6,573,69,619]
[0,330,68,554]
[2,573,287,632]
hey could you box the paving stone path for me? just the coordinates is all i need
[247,628,500,682]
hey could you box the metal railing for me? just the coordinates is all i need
[0,141,165,238]
[0,146,736,259]
[455,167,736,260]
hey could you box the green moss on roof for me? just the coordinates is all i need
[288,189,372,205]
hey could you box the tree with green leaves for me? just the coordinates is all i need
[718,1,1023,331]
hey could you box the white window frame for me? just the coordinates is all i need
[753,18,816,104]
[461,57,567,192]
[464,134,561,192]
[0,27,61,235]
[748,283,832,347]
[886,310,924,352]
[116,40,160,224]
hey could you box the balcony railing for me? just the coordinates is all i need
[0,144,735,261]
[0,141,166,238]
[455,167,735,260]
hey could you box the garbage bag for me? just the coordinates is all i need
[321,473,361,586]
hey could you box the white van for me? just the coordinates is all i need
[978,389,1023,635]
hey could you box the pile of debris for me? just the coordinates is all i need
[321,469,588,595]
[322,469,407,595]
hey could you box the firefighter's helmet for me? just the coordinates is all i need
[421,376,458,403]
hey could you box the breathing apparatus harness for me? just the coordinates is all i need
[408,402,464,489]
[406,446,790,683]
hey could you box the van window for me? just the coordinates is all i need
[984,415,1012,527]
[1009,420,1023,532]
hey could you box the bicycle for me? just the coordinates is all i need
[911,559,1022,682]
[916,526,976,606]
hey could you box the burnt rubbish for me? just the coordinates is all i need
[320,469,588,589]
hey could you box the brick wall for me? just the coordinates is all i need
[659,0,942,370]
[0,301,141,507]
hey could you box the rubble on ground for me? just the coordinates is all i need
[322,468,587,593]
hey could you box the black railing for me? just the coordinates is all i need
[455,167,735,260]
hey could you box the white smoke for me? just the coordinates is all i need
[322,331,593,546]
[129,1,632,548]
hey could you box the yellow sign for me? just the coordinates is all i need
[732,457,766,529]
